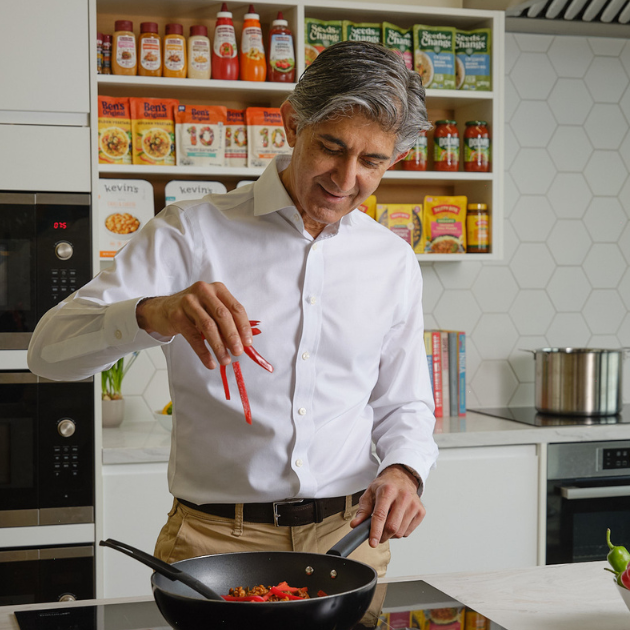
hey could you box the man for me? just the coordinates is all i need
[28,41,438,627]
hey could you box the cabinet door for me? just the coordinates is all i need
[0,0,89,116]
[388,445,539,577]
[102,463,172,598]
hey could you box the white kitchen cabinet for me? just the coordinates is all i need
[101,462,172,598]
[388,444,539,577]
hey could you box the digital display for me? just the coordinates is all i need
[53,222,68,229]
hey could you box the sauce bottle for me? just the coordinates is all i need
[102,34,112,74]
[112,20,137,76]
[402,130,428,171]
[163,23,186,78]
[138,22,162,77]
[240,4,266,81]
[433,120,459,171]
[464,120,491,172]
[466,203,491,253]
[188,25,211,79]
[212,3,239,81]
[267,12,295,83]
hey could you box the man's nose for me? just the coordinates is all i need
[331,158,357,193]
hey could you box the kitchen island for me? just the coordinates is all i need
[1,561,627,630]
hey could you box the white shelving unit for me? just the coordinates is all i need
[94,0,504,259]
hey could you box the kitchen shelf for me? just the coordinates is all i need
[98,164,264,178]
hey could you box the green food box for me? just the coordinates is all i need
[455,28,492,91]
[412,24,456,90]
[382,22,413,70]
[304,18,343,66]
[342,21,382,44]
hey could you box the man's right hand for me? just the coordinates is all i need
[135,281,253,369]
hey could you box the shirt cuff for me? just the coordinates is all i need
[104,298,173,348]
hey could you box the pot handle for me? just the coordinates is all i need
[326,516,372,558]
[519,349,535,354]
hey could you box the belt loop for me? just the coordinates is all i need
[343,495,353,521]
[232,503,244,537]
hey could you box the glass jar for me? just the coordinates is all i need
[112,20,137,76]
[163,23,186,78]
[466,203,491,253]
[464,121,490,172]
[433,120,459,171]
[138,22,162,77]
[402,130,428,171]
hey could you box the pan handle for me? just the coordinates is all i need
[99,538,222,601]
[326,516,372,557]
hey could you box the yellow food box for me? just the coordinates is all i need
[357,194,377,219]
[376,203,424,254]
[423,196,467,254]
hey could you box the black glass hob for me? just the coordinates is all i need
[471,404,630,427]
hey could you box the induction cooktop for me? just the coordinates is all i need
[471,404,630,427]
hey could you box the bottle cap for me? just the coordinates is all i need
[467,203,488,210]
[273,11,288,26]
[466,120,488,126]
[436,120,457,125]
[217,3,233,18]
[244,4,259,19]
[114,20,133,32]
[165,23,184,36]
[97,32,103,41]
[140,22,159,34]
[102,34,112,43]
[190,25,208,37]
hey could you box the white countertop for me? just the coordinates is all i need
[103,411,630,465]
[1,562,627,630]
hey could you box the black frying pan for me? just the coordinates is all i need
[101,517,376,630]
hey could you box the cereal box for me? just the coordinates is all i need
[130,97,178,166]
[175,105,227,167]
[357,194,377,219]
[423,196,467,253]
[382,22,413,70]
[412,25,456,90]
[377,203,424,253]
[97,96,132,164]
[246,107,291,168]
[455,29,492,91]
[304,18,343,66]
[342,21,381,44]
[411,606,465,629]
[225,109,247,167]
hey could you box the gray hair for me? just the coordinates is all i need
[285,41,431,156]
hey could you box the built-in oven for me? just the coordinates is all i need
[0,543,94,605]
[0,372,94,528]
[0,192,91,350]
[546,440,630,565]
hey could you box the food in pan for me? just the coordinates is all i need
[223,581,327,601]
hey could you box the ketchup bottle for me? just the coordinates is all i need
[267,12,295,82]
[212,3,239,81]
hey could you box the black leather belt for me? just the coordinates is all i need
[177,491,364,527]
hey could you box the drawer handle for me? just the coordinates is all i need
[560,485,630,500]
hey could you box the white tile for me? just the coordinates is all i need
[515,33,552,53]
[584,151,629,196]
[620,178,630,217]
[584,57,629,103]
[548,36,594,78]
[473,314,519,360]
[510,244,556,289]
[584,198,628,242]
[510,195,556,243]
[143,369,172,413]
[546,267,592,312]
[618,313,630,346]
[511,53,558,100]
[585,104,629,150]
[621,41,630,78]
[434,290,482,332]
[511,148,556,195]
[472,267,519,312]
[465,337,482,383]
[583,290,627,335]
[509,336,548,382]
[504,77,520,123]
[504,125,519,170]
[621,86,630,126]
[547,173,593,219]
[485,220,519,267]
[504,33,520,74]
[121,351,154,397]
[548,79,593,125]
[122,395,154,423]
[418,264,443,313]
[509,290,556,336]
[546,220,593,265]
[546,313,591,347]
[504,172,519,218]
[509,383,536,407]
[470,360,519,407]
[434,261,481,289]
[583,243,627,288]
[145,345,167,370]
[547,126,593,172]
[619,269,630,310]
[588,37,626,57]
[511,101,557,148]
[588,334,622,348]
[620,129,630,171]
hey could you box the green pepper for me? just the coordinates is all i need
[607,529,630,573]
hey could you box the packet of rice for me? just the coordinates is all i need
[130,97,178,166]
[304,18,343,67]
[246,107,292,168]
[382,22,413,70]
[98,96,132,164]
[225,109,247,167]
[342,21,381,44]
[412,25,456,90]
[455,28,492,91]
[175,105,227,167]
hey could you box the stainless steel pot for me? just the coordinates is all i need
[528,348,624,416]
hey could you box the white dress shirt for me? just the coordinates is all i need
[28,156,438,505]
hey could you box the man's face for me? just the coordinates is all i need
[280,102,406,237]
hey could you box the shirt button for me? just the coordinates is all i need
[298,407,307,416]
[312,243,319,251]
[308,296,317,305]
[114,330,122,340]
[295,459,303,467]
[301,351,310,361]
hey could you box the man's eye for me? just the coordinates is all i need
[322,145,340,155]
[362,159,380,169]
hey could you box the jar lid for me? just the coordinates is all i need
[273,11,288,26]
[190,25,208,37]
[466,120,488,126]
[244,4,259,19]
[435,120,457,125]
[102,34,112,43]
[114,20,133,32]
[217,2,233,18]
[467,203,488,210]
[97,32,103,40]
[140,22,159,33]
[165,23,184,35]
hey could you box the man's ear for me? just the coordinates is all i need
[280,101,299,148]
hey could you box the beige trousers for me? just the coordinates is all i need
[154,498,390,627]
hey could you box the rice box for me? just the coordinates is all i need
[304,18,343,67]
[175,105,227,167]
[423,196,467,254]
[130,97,178,166]
[98,96,132,164]
[246,107,291,168]
[377,203,423,253]
[165,180,227,204]
[342,21,381,44]
[412,25,456,90]
[382,22,413,70]
[455,29,492,91]
[225,109,247,167]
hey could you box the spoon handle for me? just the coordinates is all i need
[100,538,222,601]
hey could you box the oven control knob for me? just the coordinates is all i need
[58,593,76,602]
[55,241,73,260]
[57,419,76,438]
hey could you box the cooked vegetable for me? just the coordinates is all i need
[223,581,320,602]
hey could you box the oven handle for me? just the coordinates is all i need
[560,485,630,500]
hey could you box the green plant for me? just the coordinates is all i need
[101,351,139,400]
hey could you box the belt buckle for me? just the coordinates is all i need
[273,499,304,527]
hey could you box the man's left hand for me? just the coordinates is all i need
[350,465,426,548]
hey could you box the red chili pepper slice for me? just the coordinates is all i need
[249,320,261,326]
[232,361,252,425]
[275,581,301,593]
[269,586,305,600]
[244,346,274,373]
[220,364,230,400]
[222,594,266,602]
[251,327,261,336]
[317,590,327,598]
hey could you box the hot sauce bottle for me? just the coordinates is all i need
[267,12,295,83]
[240,4,266,81]
[212,3,239,80]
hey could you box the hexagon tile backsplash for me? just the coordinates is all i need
[123,31,630,422]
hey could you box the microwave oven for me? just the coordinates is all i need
[0,192,91,350]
